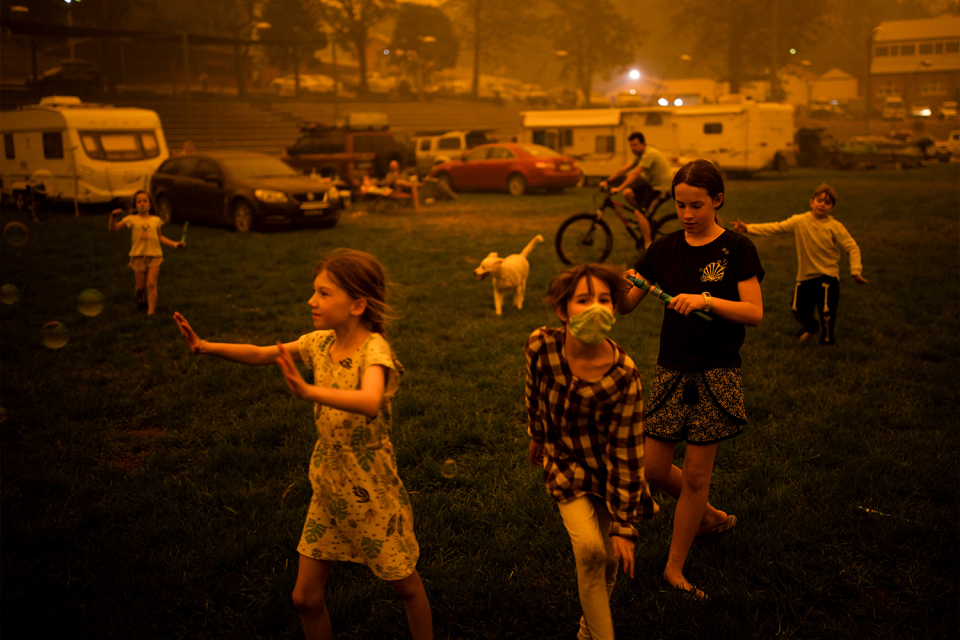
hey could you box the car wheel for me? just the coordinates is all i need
[436,172,454,192]
[507,173,527,196]
[232,199,255,233]
[156,195,175,224]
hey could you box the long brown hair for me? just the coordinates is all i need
[543,263,624,316]
[128,189,155,215]
[313,249,396,334]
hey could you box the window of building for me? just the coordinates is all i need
[919,43,933,55]
[595,135,615,153]
[875,46,888,57]
[900,44,915,55]
[4,134,13,159]
[42,132,64,159]
[921,80,947,95]
[704,123,723,134]
[645,113,663,125]
[875,81,901,97]
[947,41,959,53]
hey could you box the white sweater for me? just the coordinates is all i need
[745,212,862,281]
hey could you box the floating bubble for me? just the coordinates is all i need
[41,321,69,349]
[0,284,19,305]
[0,407,6,424]
[77,289,105,317]
[440,459,458,479]
[3,221,29,247]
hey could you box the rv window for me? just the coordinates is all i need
[704,123,723,134]
[419,138,431,152]
[81,134,99,156]
[919,43,933,55]
[78,132,160,161]
[947,42,959,53]
[4,134,13,159]
[900,44,915,56]
[100,134,142,160]
[437,137,461,150]
[142,133,158,155]
[595,135,615,153]
[645,113,663,126]
[43,132,64,159]
[874,46,888,57]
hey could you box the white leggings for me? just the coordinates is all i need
[557,495,620,640]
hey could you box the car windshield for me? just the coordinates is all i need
[220,157,299,178]
[517,144,561,157]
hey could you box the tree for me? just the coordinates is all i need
[388,3,457,99]
[667,0,830,95]
[317,0,396,97]
[262,0,328,97]
[446,0,541,98]
[549,0,640,102]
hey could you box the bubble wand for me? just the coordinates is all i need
[180,221,189,245]
[625,275,713,322]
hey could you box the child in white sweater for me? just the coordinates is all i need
[734,183,867,345]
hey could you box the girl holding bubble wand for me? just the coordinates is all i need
[173,249,432,640]
[617,159,764,599]
[109,190,183,316]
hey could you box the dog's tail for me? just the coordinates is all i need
[520,234,545,259]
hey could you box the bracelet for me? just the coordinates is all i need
[702,291,713,313]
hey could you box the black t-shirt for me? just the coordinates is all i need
[634,229,764,371]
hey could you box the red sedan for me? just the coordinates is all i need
[429,143,581,195]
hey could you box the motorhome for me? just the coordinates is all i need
[1,96,169,208]
[519,101,794,181]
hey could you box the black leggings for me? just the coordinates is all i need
[792,276,840,344]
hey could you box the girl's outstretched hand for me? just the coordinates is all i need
[732,219,748,233]
[276,341,312,402]
[173,312,203,355]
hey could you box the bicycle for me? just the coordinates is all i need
[555,187,681,265]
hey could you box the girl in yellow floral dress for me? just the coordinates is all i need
[173,249,432,640]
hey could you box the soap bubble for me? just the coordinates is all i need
[0,284,19,305]
[440,459,458,479]
[3,222,29,247]
[41,321,69,349]
[77,289,105,317]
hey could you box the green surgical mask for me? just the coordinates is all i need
[568,304,616,345]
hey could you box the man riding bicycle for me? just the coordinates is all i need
[599,132,673,248]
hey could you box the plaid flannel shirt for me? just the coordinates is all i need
[526,327,659,540]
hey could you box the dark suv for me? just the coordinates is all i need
[281,120,415,189]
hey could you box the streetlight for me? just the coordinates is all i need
[629,69,641,80]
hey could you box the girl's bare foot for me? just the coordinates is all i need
[697,509,728,536]
[663,572,708,600]
[799,331,814,342]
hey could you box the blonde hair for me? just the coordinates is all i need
[313,249,395,334]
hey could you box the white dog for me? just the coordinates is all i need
[473,234,544,315]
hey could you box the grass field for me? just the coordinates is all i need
[1,165,958,640]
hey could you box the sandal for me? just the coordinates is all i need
[694,514,737,543]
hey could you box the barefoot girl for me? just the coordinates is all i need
[108,190,183,315]
[527,264,658,639]
[174,249,432,640]
[617,159,764,599]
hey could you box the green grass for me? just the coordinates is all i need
[2,165,958,639]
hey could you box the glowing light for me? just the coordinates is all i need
[41,321,69,349]
[629,89,636,95]
[3,222,28,246]
[629,69,641,80]
[789,48,797,54]
[383,49,390,55]
[77,289,105,317]
[0,284,19,305]
[658,98,669,106]
[674,98,683,106]
[440,459,458,479]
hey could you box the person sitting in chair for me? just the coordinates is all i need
[599,132,673,248]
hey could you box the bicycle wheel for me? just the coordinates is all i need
[555,213,613,265]
[651,210,682,241]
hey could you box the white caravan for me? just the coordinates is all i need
[1,96,169,207]
[519,101,794,181]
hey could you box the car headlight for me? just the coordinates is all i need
[327,186,340,204]
[254,189,288,203]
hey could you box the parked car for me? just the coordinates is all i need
[910,100,932,118]
[149,151,343,232]
[937,101,958,120]
[270,74,334,96]
[29,59,102,97]
[429,143,581,196]
[950,130,960,158]
[281,116,416,189]
[414,130,493,176]
[882,96,906,120]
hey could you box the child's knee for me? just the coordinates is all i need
[572,539,609,574]
[291,583,326,615]
[391,571,424,602]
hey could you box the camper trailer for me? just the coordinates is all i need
[519,102,794,181]
[1,96,169,208]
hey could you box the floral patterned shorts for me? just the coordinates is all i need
[128,256,163,272]
[645,366,746,445]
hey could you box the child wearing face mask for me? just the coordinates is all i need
[526,263,659,640]
[109,190,184,316]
